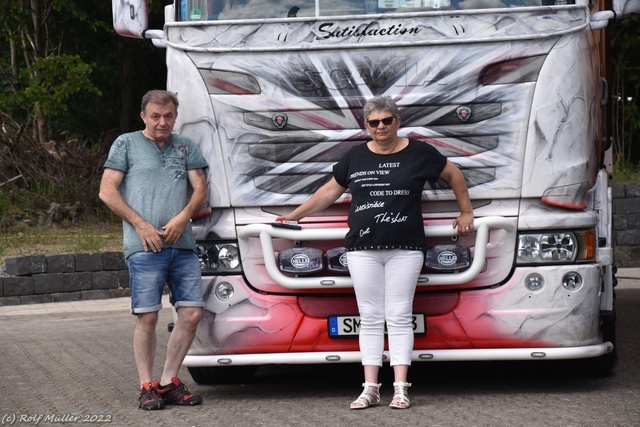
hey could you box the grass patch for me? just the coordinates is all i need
[611,158,640,183]
[0,221,122,267]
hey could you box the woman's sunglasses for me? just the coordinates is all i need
[366,116,395,128]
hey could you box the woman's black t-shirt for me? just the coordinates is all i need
[333,139,447,251]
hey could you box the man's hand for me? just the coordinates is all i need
[161,213,189,245]
[135,221,165,252]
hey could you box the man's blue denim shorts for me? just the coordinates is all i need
[126,248,204,314]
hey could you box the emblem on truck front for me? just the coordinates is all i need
[273,113,288,129]
[456,106,472,122]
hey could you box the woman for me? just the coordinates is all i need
[276,96,474,409]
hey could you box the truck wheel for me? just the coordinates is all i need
[187,366,258,384]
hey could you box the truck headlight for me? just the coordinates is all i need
[196,242,242,274]
[539,233,575,261]
[516,230,595,265]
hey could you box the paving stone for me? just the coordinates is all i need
[613,198,640,215]
[628,214,640,230]
[5,255,47,276]
[625,182,640,197]
[92,271,120,290]
[616,229,640,246]
[75,253,103,272]
[46,254,75,273]
[615,246,640,268]
[63,271,93,292]
[51,291,82,303]
[34,273,64,294]
[611,183,625,199]
[109,288,131,298]
[20,294,53,305]
[0,296,21,306]
[102,252,126,270]
[81,289,112,300]
[614,214,628,230]
[3,276,34,296]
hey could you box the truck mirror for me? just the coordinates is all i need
[591,0,640,30]
[112,0,149,39]
[613,0,640,18]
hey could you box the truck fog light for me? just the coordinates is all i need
[326,247,349,273]
[425,244,471,272]
[278,247,323,274]
[562,272,582,291]
[524,273,545,291]
[215,282,234,301]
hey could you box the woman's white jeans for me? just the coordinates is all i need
[347,249,424,367]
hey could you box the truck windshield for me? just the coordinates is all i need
[179,0,576,21]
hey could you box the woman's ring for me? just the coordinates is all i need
[466,227,470,230]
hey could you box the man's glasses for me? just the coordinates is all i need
[366,116,395,128]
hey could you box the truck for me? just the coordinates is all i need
[111,0,640,383]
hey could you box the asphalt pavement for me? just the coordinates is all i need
[0,269,638,427]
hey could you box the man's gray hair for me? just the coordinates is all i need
[363,96,399,120]
[141,90,179,113]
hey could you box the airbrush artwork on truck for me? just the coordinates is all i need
[112,0,640,383]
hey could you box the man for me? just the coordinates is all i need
[99,90,209,410]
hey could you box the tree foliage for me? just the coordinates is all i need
[0,0,102,143]
[18,54,100,117]
[0,0,166,226]
[611,15,640,167]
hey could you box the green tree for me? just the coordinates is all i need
[0,0,101,144]
[0,1,166,224]
[0,1,166,144]
[611,15,640,167]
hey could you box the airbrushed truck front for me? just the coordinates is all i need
[112,0,640,383]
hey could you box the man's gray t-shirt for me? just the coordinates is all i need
[103,131,209,258]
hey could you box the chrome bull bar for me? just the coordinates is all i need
[237,216,515,289]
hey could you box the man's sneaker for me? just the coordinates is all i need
[158,377,203,406]
[138,381,165,410]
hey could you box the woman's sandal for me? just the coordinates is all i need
[350,382,382,410]
[389,381,411,409]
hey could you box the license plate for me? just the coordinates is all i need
[328,314,426,337]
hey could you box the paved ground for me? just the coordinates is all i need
[0,269,638,427]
